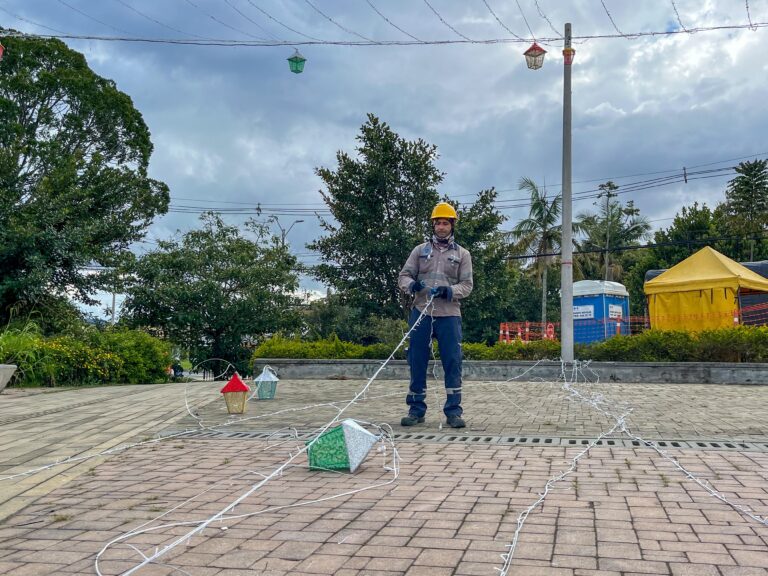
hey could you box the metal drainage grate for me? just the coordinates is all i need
[171,430,768,452]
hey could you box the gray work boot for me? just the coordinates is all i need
[446,415,466,428]
[401,415,425,426]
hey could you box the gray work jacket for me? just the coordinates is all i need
[398,240,473,317]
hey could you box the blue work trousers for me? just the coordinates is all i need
[406,308,463,418]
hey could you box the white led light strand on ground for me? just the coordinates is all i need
[496,358,768,575]
[100,297,436,575]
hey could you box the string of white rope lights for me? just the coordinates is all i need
[95,436,400,575]
[55,0,132,35]
[3,20,766,47]
[422,0,474,41]
[599,0,629,39]
[244,0,324,42]
[480,0,526,41]
[6,344,766,573]
[182,0,265,40]
[0,4,72,35]
[99,297,436,575]
[303,0,375,42]
[513,0,536,40]
[495,359,768,575]
[534,0,564,39]
[746,0,758,31]
[669,0,689,34]
[223,0,280,41]
[112,0,209,40]
[498,416,629,576]
[365,0,423,43]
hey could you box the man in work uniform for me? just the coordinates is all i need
[398,201,474,429]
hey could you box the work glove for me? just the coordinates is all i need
[430,285,453,300]
[410,280,426,293]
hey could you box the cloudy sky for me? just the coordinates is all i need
[2,0,767,315]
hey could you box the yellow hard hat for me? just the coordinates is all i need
[431,202,458,221]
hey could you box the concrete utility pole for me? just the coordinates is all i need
[598,183,618,282]
[560,23,574,363]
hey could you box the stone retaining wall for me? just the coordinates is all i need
[253,358,768,385]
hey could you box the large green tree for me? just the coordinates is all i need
[309,114,443,319]
[447,188,527,343]
[0,33,169,321]
[508,177,562,327]
[121,213,300,373]
[309,115,521,341]
[720,159,768,261]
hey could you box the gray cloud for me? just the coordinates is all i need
[3,0,767,305]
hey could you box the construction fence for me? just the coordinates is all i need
[499,301,768,344]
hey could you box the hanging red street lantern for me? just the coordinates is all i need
[563,47,576,66]
[523,42,546,70]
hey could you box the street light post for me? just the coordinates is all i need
[560,23,575,363]
[270,216,304,247]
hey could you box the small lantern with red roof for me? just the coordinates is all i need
[523,42,546,70]
[220,373,250,414]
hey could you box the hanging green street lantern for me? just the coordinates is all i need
[287,49,306,74]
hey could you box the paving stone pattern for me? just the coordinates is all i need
[0,376,767,575]
[174,378,768,442]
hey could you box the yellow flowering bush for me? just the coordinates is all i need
[0,326,170,387]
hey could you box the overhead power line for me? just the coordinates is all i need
[504,231,768,262]
[162,166,739,218]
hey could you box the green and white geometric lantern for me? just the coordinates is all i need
[306,419,379,473]
[252,365,279,400]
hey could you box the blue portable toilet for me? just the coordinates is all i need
[573,280,630,344]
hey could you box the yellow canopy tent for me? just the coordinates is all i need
[644,246,768,330]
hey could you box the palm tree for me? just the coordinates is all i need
[508,177,562,327]
[575,188,651,282]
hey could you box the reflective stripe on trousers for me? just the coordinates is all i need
[406,308,463,418]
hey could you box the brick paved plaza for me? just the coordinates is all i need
[1,375,767,575]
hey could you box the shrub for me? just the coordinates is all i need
[252,326,768,363]
[90,329,172,384]
[0,324,51,385]
[0,324,171,386]
[41,336,124,386]
[583,330,696,362]
[253,334,366,360]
